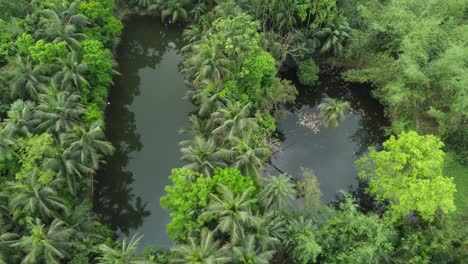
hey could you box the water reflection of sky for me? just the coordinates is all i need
[93,16,190,249]
[269,70,389,203]
[271,106,361,202]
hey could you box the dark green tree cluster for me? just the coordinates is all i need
[0,0,144,263]
[161,131,463,263]
[341,0,467,162]
[176,5,300,185]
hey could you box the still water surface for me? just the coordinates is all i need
[93,16,191,248]
[270,71,388,202]
[94,17,388,248]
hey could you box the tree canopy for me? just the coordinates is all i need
[357,131,456,222]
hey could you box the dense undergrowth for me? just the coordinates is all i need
[0,0,466,263]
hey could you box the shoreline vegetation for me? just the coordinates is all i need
[0,0,465,263]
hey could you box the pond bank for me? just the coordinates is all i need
[270,68,389,202]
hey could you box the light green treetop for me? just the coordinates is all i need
[356,131,456,222]
[16,133,57,184]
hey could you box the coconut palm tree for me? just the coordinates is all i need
[51,24,87,49]
[39,0,88,29]
[179,115,210,138]
[182,25,207,51]
[260,174,296,210]
[201,185,260,245]
[2,99,38,137]
[8,56,49,100]
[62,202,98,237]
[12,218,74,264]
[314,21,351,56]
[0,193,11,225]
[45,149,94,196]
[233,235,275,264]
[1,17,25,42]
[254,212,284,251]
[0,229,18,264]
[220,134,270,181]
[187,80,222,117]
[0,127,18,161]
[149,0,192,23]
[284,215,314,249]
[212,0,243,19]
[210,101,257,139]
[179,136,227,176]
[317,98,350,128]
[60,122,114,170]
[172,228,230,264]
[6,170,67,220]
[238,0,269,23]
[272,0,297,32]
[36,89,85,134]
[189,2,207,23]
[36,0,88,49]
[198,91,221,118]
[188,40,233,84]
[97,233,149,264]
[54,52,89,90]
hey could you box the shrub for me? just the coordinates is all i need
[297,58,319,86]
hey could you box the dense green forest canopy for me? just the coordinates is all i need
[0,0,465,263]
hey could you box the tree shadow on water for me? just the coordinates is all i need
[93,16,184,235]
[93,82,149,234]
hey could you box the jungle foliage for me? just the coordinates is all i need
[0,0,465,263]
[0,0,124,263]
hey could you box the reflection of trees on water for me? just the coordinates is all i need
[93,16,183,235]
[277,67,390,206]
[347,84,390,156]
[280,67,389,155]
[126,26,182,71]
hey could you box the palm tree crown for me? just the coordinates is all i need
[2,99,38,137]
[233,235,275,264]
[201,185,260,245]
[179,136,227,176]
[0,127,18,161]
[12,218,74,264]
[45,148,94,196]
[6,171,67,220]
[60,122,114,170]
[210,101,257,139]
[0,230,18,264]
[8,56,49,100]
[187,39,233,84]
[36,88,85,134]
[219,134,270,182]
[149,0,192,23]
[54,52,89,90]
[260,174,296,210]
[172,228,230,264]
[317,98,351,128]
[314,20,351,56]
[36,0,88,49]
[97,234,150,264]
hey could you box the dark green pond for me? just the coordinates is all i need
[270,70,389,202]
[93,16,192,248]
[94,17,388,248]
